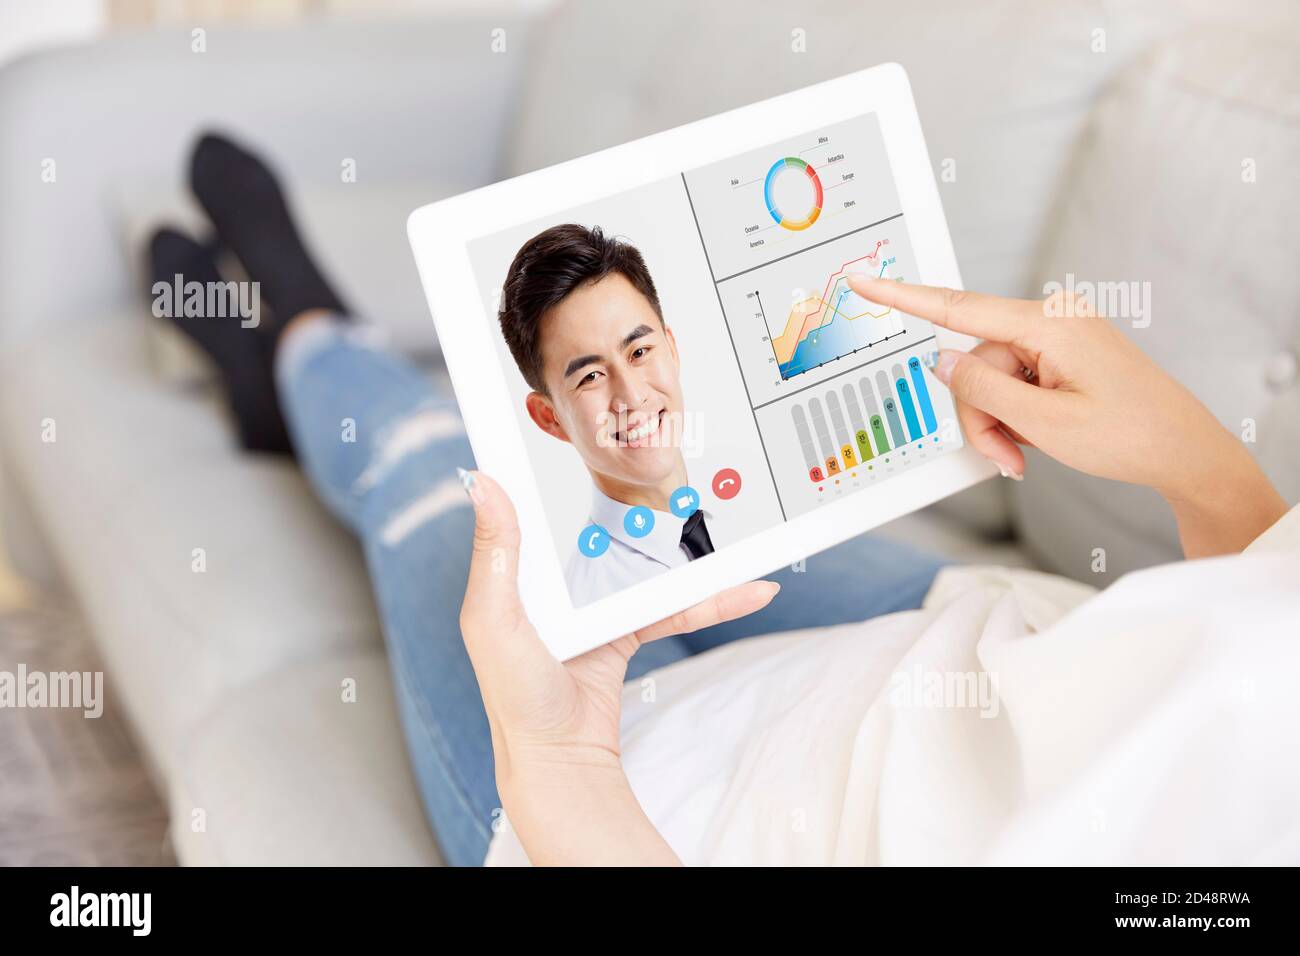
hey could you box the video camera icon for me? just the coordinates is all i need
[669,486,700,520]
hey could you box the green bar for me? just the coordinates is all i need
[855,428,874,463]
[870,414,890,453]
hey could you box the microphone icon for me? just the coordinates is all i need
[625,506,654,538]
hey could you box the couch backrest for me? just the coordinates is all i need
[507,0,1297,303]
[0,16,536,345]
[1011,22,1300,579]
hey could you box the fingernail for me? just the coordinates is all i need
[767,581,782,596]
[998,464,1024,481]
[921,349,940,370]
[457,466,483,504]
[931,350,958,384]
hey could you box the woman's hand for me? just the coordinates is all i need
[457,468,779,865]
[847,276,1287,557]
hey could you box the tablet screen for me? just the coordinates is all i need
[469,112,962,607]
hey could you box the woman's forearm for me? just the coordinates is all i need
[1159,439,1288,559]
[500,752,681,866]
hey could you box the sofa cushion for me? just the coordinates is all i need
[1013,23,1300,581]
[0,313,385,780]
[169,650,440,866]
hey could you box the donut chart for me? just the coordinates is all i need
[763,156,823,231]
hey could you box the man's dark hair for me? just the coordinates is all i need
[499,224,663,394]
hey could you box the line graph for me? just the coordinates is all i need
[680,112,966,520]
[700,122,929,409]
[758,240,906,379]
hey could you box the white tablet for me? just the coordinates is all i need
[408,62,996,660]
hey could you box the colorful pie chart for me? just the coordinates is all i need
[764,156,823,231]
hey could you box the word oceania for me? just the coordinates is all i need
[50,886,151,936]
[0,665,103,718]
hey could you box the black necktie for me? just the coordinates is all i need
[679,510,715,560]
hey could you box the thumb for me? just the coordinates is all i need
[459,468,525,628]
[930,348,1051,427]
[458,469,562,710]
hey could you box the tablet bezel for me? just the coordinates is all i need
[408,62,997,660]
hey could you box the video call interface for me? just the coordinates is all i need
[470,113,962,607]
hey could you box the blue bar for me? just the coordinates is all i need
[896,377,923,441]
[908,355,938,434]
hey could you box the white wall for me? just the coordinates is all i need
[0,0,556,69]
[0,0,106,69]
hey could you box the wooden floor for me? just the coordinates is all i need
[0,603,175,866]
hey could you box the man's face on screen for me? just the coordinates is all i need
[531,273,685,489]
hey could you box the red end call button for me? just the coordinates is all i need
[712,468,742,500]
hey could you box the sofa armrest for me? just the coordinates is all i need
[0,16,535,345]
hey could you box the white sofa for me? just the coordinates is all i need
[1,2,1296,865]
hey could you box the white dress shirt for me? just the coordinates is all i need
[565,481,719,607]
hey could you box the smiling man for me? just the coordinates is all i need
[499,224,718,605]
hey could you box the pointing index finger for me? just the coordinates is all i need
[846,276,1041,345]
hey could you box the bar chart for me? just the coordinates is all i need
[791,357,939,480]
[756,340,959,516]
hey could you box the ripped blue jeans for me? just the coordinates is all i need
[275,319,947,866]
